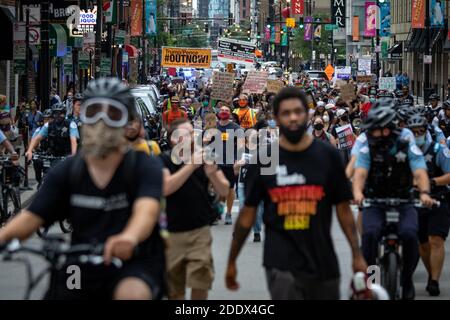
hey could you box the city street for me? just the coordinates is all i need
[1,194,449,300]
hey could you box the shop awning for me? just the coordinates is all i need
[50,24,67,57]
[388,42,403,60]
[124,44,139,58]
[0,7,14,60]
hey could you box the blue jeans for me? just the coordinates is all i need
[362,205,418,284]
[238,183,263,233]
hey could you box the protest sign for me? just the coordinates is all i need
[356,75,374,83]
[340,84,357,101]
[211,71,235,102]
[242,71,269,94]
[378,77,396,91]
[336,124,355,150]
[161,47,211,68]
[266,79,284,93]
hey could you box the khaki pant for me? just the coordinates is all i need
[166,226,214,297]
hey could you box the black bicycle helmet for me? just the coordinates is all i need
[412,105,427,117]
[370,97,396,110]
[396,105,415,122]
[361,106,397,131]
[407,114,427,129]
[73,93,84,102]
[43,109,53,118]
[443,99,450,109]
[429,93,439,101]
[51,102,67,114]
[82,77,137,120]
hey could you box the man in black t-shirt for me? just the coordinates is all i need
[0,78,165,300]
[225,87,367,300]
[216,104,245,225]
[162,118,229,300]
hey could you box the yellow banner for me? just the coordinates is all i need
[161,47,212,68]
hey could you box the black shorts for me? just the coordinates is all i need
[44,258,165,300]
[418,202,450,244]
[220,166,236,189]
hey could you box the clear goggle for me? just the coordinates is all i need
[80,98,129,128]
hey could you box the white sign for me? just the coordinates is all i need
[13,44,26,60]
[13,23,26,44]
[358,58,372,75]
[424,55,432,64]
[67,5,97,37]
[28,27,41,45]
[23,5,41,26]
[378,77,397,91]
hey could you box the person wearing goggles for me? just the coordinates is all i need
[0,77,165,300]
[25,103,79,162]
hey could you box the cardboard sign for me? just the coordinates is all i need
[356,75,374,83]
[161,47,211,68]
[336,124,355,150]
[171,77,185,84]
[378,77,396,91]
[242,71,269,94]
[211,71,235,102]
[266,80,284,93]
[340,83,357,101]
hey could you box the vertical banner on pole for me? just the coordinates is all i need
[379,1,391,36]
[291,0,304,15]
[352,16,360,41]
[145,0,157,35]
[430,0,445,28]
[364,1,377,37]
[304,16,312,41]
[331,0,346,28]
[104,0,117,24]
[412,0,425,28]
[130,0,143,36]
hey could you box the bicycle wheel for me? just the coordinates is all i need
[9,188,21,216]
[382,252,399,300]
[59,219,73,233]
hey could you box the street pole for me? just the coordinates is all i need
[24,8,29,102]
[94,0,103,78]
[424,0,430,99]
[142,0,147,84]
[40,1,50,110]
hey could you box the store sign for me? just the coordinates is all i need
[67,5,97,37]
[331,0,346,28]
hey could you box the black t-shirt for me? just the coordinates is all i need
[161,152,212,232]
[28,151,164,259]
[244,139,352,280]
[216,121,244,167]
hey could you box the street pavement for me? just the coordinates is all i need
[0,192,449,300]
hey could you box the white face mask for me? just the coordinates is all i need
[323,115,330,123]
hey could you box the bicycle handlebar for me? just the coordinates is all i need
[361,198,440,209]
[1,239,123,269]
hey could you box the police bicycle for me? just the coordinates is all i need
[361,198,439,300]
[32,153,72,237]
[0,236,122,299]
[0,156,23,226]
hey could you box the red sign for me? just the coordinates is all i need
[130,0,143,36]
[412,0,425,28]
[291,0,304,15]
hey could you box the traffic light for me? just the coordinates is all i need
[266,17,271,29]
[328,35,332,44]
[204,22,209,33]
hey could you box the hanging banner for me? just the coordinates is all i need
[217,38,256,64]
[430,0,445,28]
[379,1,391,36]
[352,16,360,41]
[275,25,281,44]
[332,0,346,28]
[161,47,211,68]
[104,0,117,24]
[412,0,425,29]
[291,0,304,15]
[130,0,143,36]
[270,26,275,43]
[281,26,288,46]
[265,26,271,41]
[146,0,157,35]
[314,25,322,40]
[304,16,313,41]
[365,2,377,37]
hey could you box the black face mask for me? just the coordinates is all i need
[340,116,349,123]
[279,123,307,144]
[367,130,399,153]
[314,123,324,131]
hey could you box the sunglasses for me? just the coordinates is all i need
[80,98,129,128]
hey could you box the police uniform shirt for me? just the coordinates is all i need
[37,121,80,139]
[423,131,450,174]
[0,129,6,144]
[355,128,427,172]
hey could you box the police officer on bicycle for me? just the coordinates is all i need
[352,99,434,300]
[25,103,79,162]
[434,100,450,138]
[407,112,450,297]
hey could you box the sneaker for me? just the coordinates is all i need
[253,233,261,242]
[427,280,440,297]
[402,280,415,300]
[225,214,232,225]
